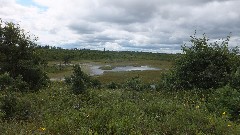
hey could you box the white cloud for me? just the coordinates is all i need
[0,0,240,53]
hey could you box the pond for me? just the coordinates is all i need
[49,64,161,81]
[89,65,160,76]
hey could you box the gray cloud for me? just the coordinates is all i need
[69,22,102,34]
[1,0,240,53]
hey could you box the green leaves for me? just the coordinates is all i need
[0,19,49,91]
[65,65,101,94]
[207,86,240,122]
[162,33,240,90]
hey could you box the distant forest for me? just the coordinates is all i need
[36,45,177,62]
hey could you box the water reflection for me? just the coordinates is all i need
[90,65,160,76]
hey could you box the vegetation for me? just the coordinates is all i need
[161,33,240,90]
[1,83,240,134]
[0,19,49,91]
[207,86,240,122]
[1,20,240,134]
[65,65,101,94]
[36,45,177,62]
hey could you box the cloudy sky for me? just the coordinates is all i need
[0,0,240,53]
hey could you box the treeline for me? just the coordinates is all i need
[36,46,177,62]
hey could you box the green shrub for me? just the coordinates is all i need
[0,84,239,134]
[0,73,14,90]
[0,93,32,121]
[12,75,29,92]
[65,65,87,94]
[230,67,240,89]
[162,33,240,90]
[21,67,49,90]
[65,65,102,94]
[207,86,240,122]
[0,73,29,92]
[106,82,121,89]
[123,76,149,91]
[90,78,102,89]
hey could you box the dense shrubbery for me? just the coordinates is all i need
[0,72,29,92]
[0,19,49,91]
[230,67,240,89]
[0,92,32,121]
[159,33,240,123]
[65,65,101,94]
[0,72,13,90]
[104,77,151,91]
[0,19,48,126]
[106,82,121,89]
[65,65,88,94]
[123,76,150,91]
[207,86,240,122]
[1,83,239,134]
[161,33,240,90]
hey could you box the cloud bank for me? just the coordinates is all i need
[0,0,240,53]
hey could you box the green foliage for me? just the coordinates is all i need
[162,33,240,90]
[123,76,149,91]
[0,92,32,121]
[65,65,87,94]
[106,82,121,89]
[1,83,239,134]
[12,75,29,92]
[0,19,49,90]
[0,73,29,92]
[0,72,14,90]
[65,65,101,94]
[230,67,240,89]
[90,78,102,89]
[207,86,240,122]
[36,45,176,62]
[63,54,73,65]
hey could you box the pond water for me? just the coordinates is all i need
[90,65,160,76]
[50,64,161,81]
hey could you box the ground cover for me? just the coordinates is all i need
[1,82,239,134]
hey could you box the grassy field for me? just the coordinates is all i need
[1,82,239,134]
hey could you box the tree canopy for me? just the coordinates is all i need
[0,19,49,90]
[162,33,240,90]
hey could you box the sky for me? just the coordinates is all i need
[0,0,240,53]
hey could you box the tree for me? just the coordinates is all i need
[0,19,49,90]
[65,65,89,94]
[161,33,240,90]
[65,65,101,94]
[63,54,73,65]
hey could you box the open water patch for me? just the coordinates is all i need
[90,65,160,76]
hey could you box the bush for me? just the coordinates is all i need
[65,65,87,94]
[207,86,240,122]
[230,67,240,89]
[0,93,32,121]
[0,73,29,92]
[106,82,121,89]
[123,76,149,91]
[65,65,100,94]
[0,19,49,91]
[162,33,240,90]
[0,73,14,90]
[12,75,29,92]
[90,78,102,89]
